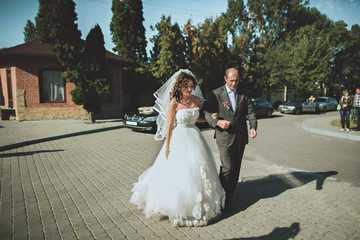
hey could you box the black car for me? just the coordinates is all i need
[123,107,210,132]
[251,98,274,118]
[123,108,159,132]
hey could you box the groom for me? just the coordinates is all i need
[203,68,257,212]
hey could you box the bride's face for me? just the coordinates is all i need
[181,79,195,98]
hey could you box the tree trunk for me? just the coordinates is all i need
[88,112,95,123]
[284,85,288,102]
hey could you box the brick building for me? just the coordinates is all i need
[0,40,133,120]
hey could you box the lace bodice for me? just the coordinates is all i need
[175,107,199,128]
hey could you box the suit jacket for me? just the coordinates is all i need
[203,85,257,147]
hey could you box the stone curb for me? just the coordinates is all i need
[301,118,360,141]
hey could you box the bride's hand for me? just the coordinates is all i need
[211,113,219,119]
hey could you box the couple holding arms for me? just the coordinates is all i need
[130,68,257,227]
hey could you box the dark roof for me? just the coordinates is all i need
[0,40,134,65]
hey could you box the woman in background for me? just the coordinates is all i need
[339,89,353,131]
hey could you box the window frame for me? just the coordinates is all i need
[39,68,66,103]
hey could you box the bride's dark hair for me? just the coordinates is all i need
[170,71,197,102]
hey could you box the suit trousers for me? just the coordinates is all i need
[218,138,245,198]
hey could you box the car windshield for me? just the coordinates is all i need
[314,98,326,102]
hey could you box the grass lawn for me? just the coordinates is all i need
[331,119,357,128]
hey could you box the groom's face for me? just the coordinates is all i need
[225,70,239,91]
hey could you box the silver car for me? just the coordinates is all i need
[314,97,338,111]
[279,98,318,114]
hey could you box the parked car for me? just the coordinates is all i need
[313,97,338,111]
[279,98,319,114]
[123,107,158,132]
[251,98,274,118]
[123,106,210,133]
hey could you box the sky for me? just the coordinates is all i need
[0,0,359,55]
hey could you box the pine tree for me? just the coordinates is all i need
[24,20,37,42]
[36,0,110,122]
[36,0,83,68]
[110,0,147,64]
[71,25,111,122]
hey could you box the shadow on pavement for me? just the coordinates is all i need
[210,171,337,226]
[226,222,300,240]
[0,126,123,151]
[0,149,64,158]
[233,171,338,213]
[262,114,284,119]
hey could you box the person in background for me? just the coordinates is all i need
[308,95,316,104]
[339,89,353,131]
[354,87,360,131]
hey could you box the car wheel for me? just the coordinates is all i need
[323,106,327,112]
[295,108,301,115]
[267,109,272,118]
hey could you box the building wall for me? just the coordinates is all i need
[0,68,9,106]
[0,57,126,120]
[10,57,87,120]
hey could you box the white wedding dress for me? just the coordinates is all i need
[130,107,225,227]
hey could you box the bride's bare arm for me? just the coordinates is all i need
[165,99,177,159]
[193,96,206,122]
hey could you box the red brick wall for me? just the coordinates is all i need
[1,56,125,119]
[14,57,79,109]
[0,68,9,106]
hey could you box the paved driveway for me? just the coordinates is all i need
[0,124,359,239]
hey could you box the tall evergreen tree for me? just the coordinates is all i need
[71,25,111,122]
[110,0,147,64]
[24,20,37,42]
[36,0,83,68]
[36,0,111,122]
[149,16,186,84]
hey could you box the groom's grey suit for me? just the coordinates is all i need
[203,85,257,198]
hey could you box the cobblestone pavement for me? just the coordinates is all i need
[1,123,360,239]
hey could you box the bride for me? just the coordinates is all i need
[129,69,225,227]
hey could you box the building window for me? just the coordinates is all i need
[41,70,65,102]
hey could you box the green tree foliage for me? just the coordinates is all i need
[291,25,333,97]
[183,17,228,94]
[332,24,360,95]
[36,0,83,68]
[149,16,186,84]
[110,0,147,64]
[69,25,111,122]
[24,20,37,42]
[266,42,293,88]
[247,0,305,46]
[36,0,111,122]
[145,0,357,98]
